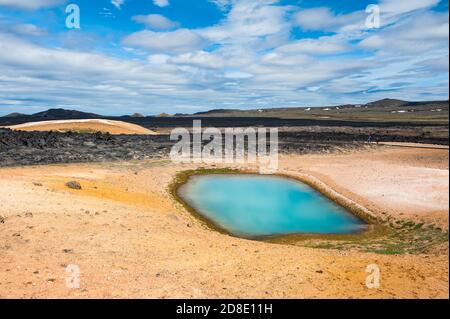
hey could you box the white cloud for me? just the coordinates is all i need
[379,0,440,15]
[153,0,169,8]
[199,0,292,48]
[0,0,65,9]
[277,37,348,55]
[169,51,226,69]
[12,23,47,36]
[122,29,205,53]
[0,32,198,115]
[0,22,48,37]
[147,54,171,65]
[224,71,253,79]
[295,1,442,34]
[208,0,233,11]
[260,52,312,66]
[246,57,371,88]
[132,14,179,30]
[359,11,449,54]
[415,55,449,73]
[0,33,137,75]
[111,0,124,9]
[294,7,364,32]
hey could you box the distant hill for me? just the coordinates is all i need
[0,108,102,126]
[0,99,448,126]
[3,112,26,118]
[366,98,409,108]
[156,113,171,118]
[186,99,449,123]
[194,109,241,116]
[31,108,100,119]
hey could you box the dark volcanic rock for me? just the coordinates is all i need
[0,128,172,167]
[0,126,447,167]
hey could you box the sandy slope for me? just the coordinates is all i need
[4,119,158,135]
[0,146,448,298]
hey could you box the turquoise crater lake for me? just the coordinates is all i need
[178,175,367,238]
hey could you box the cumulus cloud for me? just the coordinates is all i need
[0,0,65,9]
[199,0,292,49]
[132,14,179,30]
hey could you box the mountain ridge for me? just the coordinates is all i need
[0,99,448,126]
[3,98,449,118]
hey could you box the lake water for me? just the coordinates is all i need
[178,175,367,238]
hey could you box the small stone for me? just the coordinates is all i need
[25,212,33,218]
[65,181,82,190]
[62,248,74,254]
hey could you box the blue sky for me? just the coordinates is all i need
[0,0,448,115]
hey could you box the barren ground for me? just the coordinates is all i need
[0,145,448,298]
